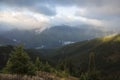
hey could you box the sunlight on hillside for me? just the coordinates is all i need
[99,34,118,42]
[114,35,120,42]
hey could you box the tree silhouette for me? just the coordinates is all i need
[88,52,96,73]
[87,52,100,80]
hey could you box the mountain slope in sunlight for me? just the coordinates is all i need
[49,34,120,77]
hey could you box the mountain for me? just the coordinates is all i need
[0,34,120,79]
[0,36,16,46]
[0,25,112,48]
[48,34,120,78]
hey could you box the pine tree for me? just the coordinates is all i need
[35,57,42,71]
[3,45,36,75]
[43,61,52,72]
[88,52,95,73]
[80,73,88,80]
[87,52,100,80]
[67,60,74,75]
[59,59,68,71]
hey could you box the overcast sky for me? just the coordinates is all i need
[0,0,120,32]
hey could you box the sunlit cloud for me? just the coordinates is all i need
[0,6,104,30]
[49,7,103,27]
[0,8,50,31]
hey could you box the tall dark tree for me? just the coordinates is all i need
[3,45,36,75]
[80,52,100,80]
[87,52,100,80]
[88,52,96,73]
[67,60,74,75]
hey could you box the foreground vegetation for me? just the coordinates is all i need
[0,45,78,80]
[0,72,78,80]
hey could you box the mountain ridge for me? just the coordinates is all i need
[0,25,114,48]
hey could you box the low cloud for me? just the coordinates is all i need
[0,0,120,32]
[0,9,50,31]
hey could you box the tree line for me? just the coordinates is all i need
[1,45,119,80]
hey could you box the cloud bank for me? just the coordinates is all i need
[0,0,120,32]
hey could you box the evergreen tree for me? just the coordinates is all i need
[43,61,52,72]
[3,45,36,75]
[80,52,100,80]
[80,73,88,80]
[59,59,68,71]
[88,52,96,73]
[35,57,42,71]
[87,52,100,80]
[67,60,74,75]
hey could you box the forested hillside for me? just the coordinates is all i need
[0,34,120,80]
[48,34,120,79]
